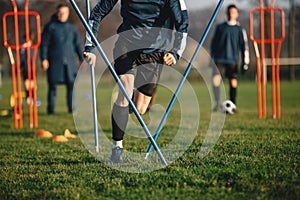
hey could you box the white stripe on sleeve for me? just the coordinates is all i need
[84,20,94,47]
[179,0,187,11]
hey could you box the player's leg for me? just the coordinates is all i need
[134,90,152,115]
[134,52,163,115]
[147,88,157,111]
[229,78,238,104]
[66,81,74,113]
[111,39,137,163]
[212,63,223,111]
[225,64,238,104]
[110,73,134,163]
[47,83,57,114]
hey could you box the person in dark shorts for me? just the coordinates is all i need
[84,0,189,163]
[210,4,249,111]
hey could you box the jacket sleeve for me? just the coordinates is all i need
[169,0,189,61]
[240,28,250,65]
[210,25,220,60]
[40,23,51,60]
[84,0,119,53]
[74,28,84,62]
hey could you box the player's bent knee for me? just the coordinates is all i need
[213,75,222,87]
[136,104,147,115]
[230,79,238,88]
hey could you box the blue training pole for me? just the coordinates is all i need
[85,0,99,153]
[145,0,225,159]
[69,0,167,165]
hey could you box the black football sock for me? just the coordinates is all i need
[230,87,237,104]
[112,104,129,141]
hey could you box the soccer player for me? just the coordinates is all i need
[84,0,189,163]
[210,4,249,111]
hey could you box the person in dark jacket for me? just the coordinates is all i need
[84,0,189,163]
[40,3,84,114]
[210,4,249,112]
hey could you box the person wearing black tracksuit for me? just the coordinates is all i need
[210,4,249,112]
[84,0,189,163]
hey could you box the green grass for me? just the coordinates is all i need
[0,76,299,199]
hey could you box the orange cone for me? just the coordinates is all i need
[52,135,69,142]
[35,129,53,138]
[64,129,77,139]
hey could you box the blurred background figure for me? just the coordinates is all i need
[40,3,83,114]
[210,4,250,112]
[20,33,41,106]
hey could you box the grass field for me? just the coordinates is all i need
[0,75,299,199]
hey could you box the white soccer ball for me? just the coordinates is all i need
[221,100,236,115]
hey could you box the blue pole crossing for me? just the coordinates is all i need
[145,0,225,159]
[85,0,99,153]
[70,0,167,165]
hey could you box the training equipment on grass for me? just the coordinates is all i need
[70,0,224,165]
[64,129,77,139]
[70,0,167,165]
[0,109,10,117]
[221,100,236,115]
[53,135,69,143]
[250,0,285,119]
[84,0,99,153]
[35,129,53,139]
[2,0,41,128]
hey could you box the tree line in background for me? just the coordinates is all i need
[0,1,299,80]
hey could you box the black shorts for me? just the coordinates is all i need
[212,63,238,79]
[113,39,164,96]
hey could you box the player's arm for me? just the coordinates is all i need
[74,28,84,63]
[240,28,250,72]
[40,23,52,71]
[84,0,118,65]
[166,0,189,66]
[210,25,220,59]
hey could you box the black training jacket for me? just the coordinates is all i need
[85,0,189,60]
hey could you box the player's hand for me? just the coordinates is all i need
[242,64,248,74]
[164,53,176,66]
[42,59,49,71]
[83,52,96,67]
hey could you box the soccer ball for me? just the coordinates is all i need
[221,100,236,114]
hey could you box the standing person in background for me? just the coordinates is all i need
[40,3,83,114]
[210,4,249,112]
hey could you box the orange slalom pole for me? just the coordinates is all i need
[24,0,34,127]
[276,43,282,119]
[250,0,285,119]
[270,3,276,119]
[11,0,23,128]
[259,1,267,119]
[32,13,41,128]
[2,8,18,128]
[276,8,285,120]
[7,47,18,128]
[3,0,41,128]
[253,42,262,118]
